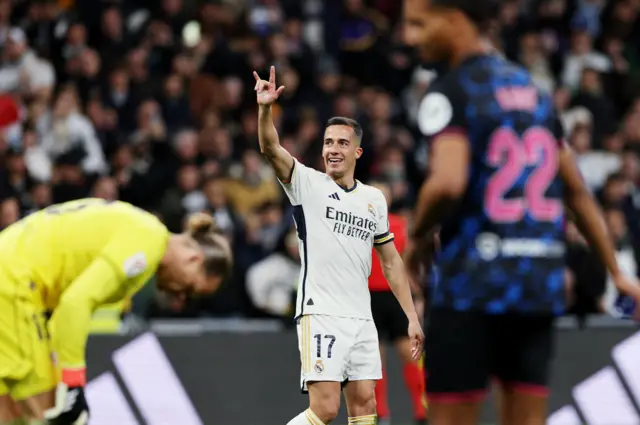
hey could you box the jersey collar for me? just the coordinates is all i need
[336,180,358,193]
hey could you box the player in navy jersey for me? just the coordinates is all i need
[402,1,640,425]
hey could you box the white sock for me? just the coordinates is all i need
[348,414,377,424]
[286,408,326,425]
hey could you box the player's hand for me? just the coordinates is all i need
[612,273,640,320]
[44,382,90,425]
[408,319,424,361]
[253,66,285,106]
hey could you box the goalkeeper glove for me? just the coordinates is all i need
[44,369,89,425]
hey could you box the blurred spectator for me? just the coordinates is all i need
[601,207,638,309]
[0,27,55,101]
[247,227,300,318]
[519,31,556,93]
[92,176,119,201]
[562,24,611,90]
[570,67,617,143]
[571,123,621,190]
[224,149,280,219]
[160,164,206,231]
[203,176,237,235]
[40,84,107,176]
[0,196,19,229]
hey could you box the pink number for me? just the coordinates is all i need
[484,127,562,223]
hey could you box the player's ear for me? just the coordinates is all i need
[355,146,363,159]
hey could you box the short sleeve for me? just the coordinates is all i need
[278,158,316,206]
[417,75,468,138]
[373,192,394,246]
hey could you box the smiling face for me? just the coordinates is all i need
[322,124,363,181]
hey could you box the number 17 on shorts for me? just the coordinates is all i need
[297,314,382,392]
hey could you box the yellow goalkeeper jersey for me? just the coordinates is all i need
[0,198,169,370]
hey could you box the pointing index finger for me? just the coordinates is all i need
[253,71,260,82]
[269,66,275,85]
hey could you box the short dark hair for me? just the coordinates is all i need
[326,116,363,140]
[606,172,625,184]
[432,0,500,27]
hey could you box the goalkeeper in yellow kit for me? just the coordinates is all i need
[0,199,232,425]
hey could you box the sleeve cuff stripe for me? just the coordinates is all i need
[374,236,394,246]
[374,233,394,245]
[374,231,390,241]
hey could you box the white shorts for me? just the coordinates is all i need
[297,314,382,392]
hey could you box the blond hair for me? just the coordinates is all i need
[186,213,233,278]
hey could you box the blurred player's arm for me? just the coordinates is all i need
[412,79,470,238]
[49,258,125,385]
[559,144,640,299]
[412,136,470,238]
[255,66,294,183]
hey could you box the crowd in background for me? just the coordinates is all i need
[0,0,638,320]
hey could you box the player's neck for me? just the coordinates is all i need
[161,235,181,267]
[333,175,356,191]
[448,33,485,68]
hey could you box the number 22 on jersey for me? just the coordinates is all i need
[484,126,562,223]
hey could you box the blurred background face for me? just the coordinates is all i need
[0,198,19,228]
[177,165,201,192]
[602,177,628,205]
[203,179,226,208]
[92,177,119,201]
[322,125,362,180]
[174,130,199,161]
[605,209,627,243]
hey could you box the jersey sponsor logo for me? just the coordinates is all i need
[417,92,453,136]
[475,232,565,261]
[325,206,376,241]
[123,253,148,278]
[548,330,640,425]
[86,332,203,425]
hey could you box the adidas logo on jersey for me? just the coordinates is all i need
[548,330,640,425]
[306,299,314,306]
[86,332,203,425]
[328,193,340,201]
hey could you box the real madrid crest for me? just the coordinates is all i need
[367,203,376,219]
[314,359,325,374]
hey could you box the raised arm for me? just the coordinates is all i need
[254,66,294,182]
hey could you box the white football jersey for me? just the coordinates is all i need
[280,159,394,320]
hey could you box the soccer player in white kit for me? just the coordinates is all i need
[254,67,425,425]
